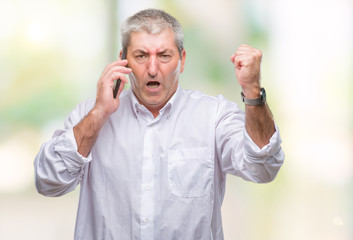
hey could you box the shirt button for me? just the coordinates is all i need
[145,186,151,190]
[144,217,150,223]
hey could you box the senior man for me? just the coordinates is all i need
[34,8,284,240]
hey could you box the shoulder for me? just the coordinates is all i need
[60,98,95,129]
[181,89,217,103]
[181,89,243,121]
[181,89,238,109]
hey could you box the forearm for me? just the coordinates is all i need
[73,108,108,157]
[34,129,89,196]
[231,44,276,148]
[245,103,275,149]
[215,96,284,183]
[72,58,130,157]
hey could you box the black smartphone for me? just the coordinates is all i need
[113,49,127,99]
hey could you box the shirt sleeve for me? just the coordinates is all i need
[34,99,94,197]
[215,95,284,183]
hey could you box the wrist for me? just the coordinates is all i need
[73,108,106,158]
[90,107,110,126]
[241,85,261,99]
[241,87,266,106]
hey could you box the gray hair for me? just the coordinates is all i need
[121,9,184,57]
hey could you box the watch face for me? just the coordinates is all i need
[261,88,266,103]
[241,88,266,105]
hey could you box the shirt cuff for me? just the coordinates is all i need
[244,123,283,163]
[53,128,92,173]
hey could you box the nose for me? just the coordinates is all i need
[147,55,158,78]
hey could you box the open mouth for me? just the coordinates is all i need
[147,81,160,89]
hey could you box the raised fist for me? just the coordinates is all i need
[231,44,262,97]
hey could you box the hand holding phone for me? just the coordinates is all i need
[113,50,127,98]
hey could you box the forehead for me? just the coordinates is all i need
[128,29,177,52]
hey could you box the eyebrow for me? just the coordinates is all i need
[132,50,148,55]
[131,49,174,55]
[158,49,170,54]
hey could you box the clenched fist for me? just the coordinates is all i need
[231,44,262,98]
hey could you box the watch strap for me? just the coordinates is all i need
[241,88,266,106]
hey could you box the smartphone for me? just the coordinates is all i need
[113,49,127,98]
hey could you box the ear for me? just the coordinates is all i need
[179,50,186,73]
[119,50,123,59]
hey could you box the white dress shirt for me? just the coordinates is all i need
[34,87,284,240]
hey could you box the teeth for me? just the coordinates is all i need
[147,81,160,89]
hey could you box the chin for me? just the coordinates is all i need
[145,99,163,107]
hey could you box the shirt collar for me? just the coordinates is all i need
[129,86,182,118]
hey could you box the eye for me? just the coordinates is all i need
[159,54,171,62]
[136,55,146,59]
[135,54,148,63]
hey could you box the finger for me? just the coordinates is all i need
[234,57,255,73]
[101,67,131,85]
[110,66,132,75]
[234,55,246,69]
[117,81,126,97]
[235,47,251,57]
[105,63,131,79]
[99,73,129,92]
[102,67,131,83]
[234,53,258,67]
[230,53,236,63]
[115,74,129,84]
[103,60,128,73]
[235,44,257,56]
[236,46,262,60]
[110,72,130,85]
[110,59,129,67]
[113,78,129,101]
[101,60,129,76]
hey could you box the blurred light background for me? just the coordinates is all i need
[0,0,352,239]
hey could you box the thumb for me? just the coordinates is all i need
[230,53,236,63]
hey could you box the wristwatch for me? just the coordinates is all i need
[241,88,266,106]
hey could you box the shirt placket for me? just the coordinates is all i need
[140,122,156,239]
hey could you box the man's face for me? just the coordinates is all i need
[125,29,186,115]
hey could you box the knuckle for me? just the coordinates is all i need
[112,72,122,80]
[257,49,262,57]
[105,63,114,71]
